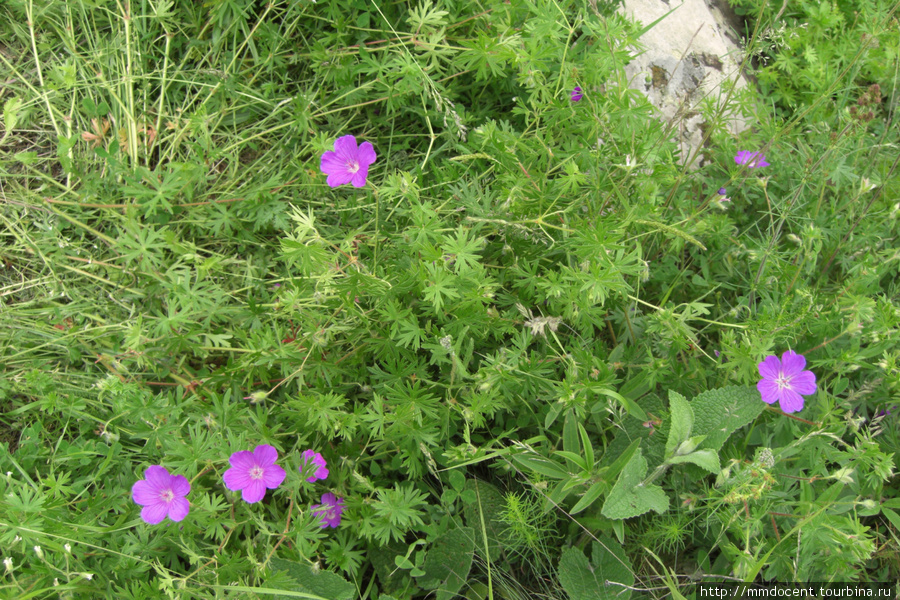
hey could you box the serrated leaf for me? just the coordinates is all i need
[590,537,634,599]
[601,449,669,520]
[691,386,765,452]
[418,527,475,600]
[665,390,693,459]
[667,449,720,473]
[558,547,603,600]
[462,480,509,559]
[270,558,355,600]
[558,536,634,600]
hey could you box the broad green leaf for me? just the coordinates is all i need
[462,480,510,558]
[418,527,475,600]
[270,558,355,600]
[691,386,765,452]
[601,449,669,520]
[557,536,634,600]
[667,449,720,473]
[665,390,693,459]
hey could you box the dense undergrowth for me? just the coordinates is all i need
[1,0,899,598]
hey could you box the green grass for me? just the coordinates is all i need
[1,0,899,598]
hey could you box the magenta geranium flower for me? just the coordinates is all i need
[320,135,376,188]
[757,350,817,413]
[223,444,286,503]
[132,466,190,524]
[570,87,583,102]
[311,493,345,528]
[300,450,329,483]
[735,150,770,168]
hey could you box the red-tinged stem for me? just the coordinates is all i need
[766,405,819,426]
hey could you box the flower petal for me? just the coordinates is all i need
[229,450,256,471]
[144,465,172,489]
[350,167,369,188]
[780,350,806,376]
[242,480,267,503]
[223,466,252,491]
[263,463,286,489]
[757,379,780,405]
[141,502,168,525]
[132,480,159,506]
[253,444,279,467]
[333,135,359,162]
[170,474,190,498]
[167,497,190,522]
[357,141,376,168]
[326,170,354,188]
[778,388,805,413]
[735,151,751,165]
[791,370,817,395]
[757,355,782,381]
[320,151,347,175]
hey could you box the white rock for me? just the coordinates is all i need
[620,0,751,166]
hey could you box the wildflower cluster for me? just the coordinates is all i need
[132,446,343,528]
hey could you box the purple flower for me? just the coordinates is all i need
[312,492,345,528]
[132,466,190,524]
[757,350,817,413]
[223,444,286,503]
[570,87,583,102]
[735,150,770,168]
[718,188,728,196]
[300,450,329,483]
[320,135,376,188]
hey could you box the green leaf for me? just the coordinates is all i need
[558,547,603,600]
[579,424,595,470]
[270,558,355,600]
[417,527,475,600]
[691,386,765,452]
[598,388,648,422]
[665,390,693,459]
[881,507,900,531]
[563,410,579,455]
[557,536,634,600]
[448,470,466,491]
[3,97,22,138]
[667,449,720,473]
[674,435,707,456]
[511,453,569,479]
[462,480,510,559]
[570,480,608,514]
[554,450,588,472]
[601,448,669,520]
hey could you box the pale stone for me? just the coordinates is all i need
[619,0,751,166]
